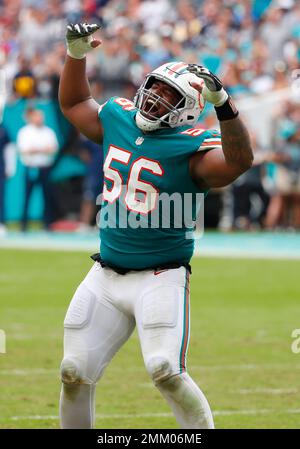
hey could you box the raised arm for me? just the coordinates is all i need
[58,23,104,144]
[188,65,253,189]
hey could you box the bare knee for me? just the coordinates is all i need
[146,355,174,384]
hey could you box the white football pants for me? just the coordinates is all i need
[59,262,214,429]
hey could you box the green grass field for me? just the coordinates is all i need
[0,248,300,429]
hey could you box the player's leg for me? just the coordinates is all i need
[60,263,135,428]
[135,267,214,429]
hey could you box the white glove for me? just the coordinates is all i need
[66,23,101,59]
[187,64,228,107]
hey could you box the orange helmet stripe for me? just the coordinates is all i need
[167,62,188,76]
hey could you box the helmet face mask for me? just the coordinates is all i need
[137,80,184,124]
[134,62,206,132]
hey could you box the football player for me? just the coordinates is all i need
[58,23,253,429]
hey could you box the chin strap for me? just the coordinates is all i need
[135,111,161,132]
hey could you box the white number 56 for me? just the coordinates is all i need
[103,145,163,215]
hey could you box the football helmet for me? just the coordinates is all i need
[134,62,206,132]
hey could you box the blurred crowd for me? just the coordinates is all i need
[0,0,300,233]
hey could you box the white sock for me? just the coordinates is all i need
[156,372,214,429]
[59,383,96,429]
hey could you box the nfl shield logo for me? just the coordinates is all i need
[135,137,144,146]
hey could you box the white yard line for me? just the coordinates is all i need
[6,334,61,341]
[0,237,97,252]
[191,363,300,371]
[1,235,300,260]
[235,388,298,395]
[1,363,300,376]
[0,368,59,376]
[194,249,300,260]
[9,408,300,421]
[140,384,298,395]
[10,412,173,421]
[215,408,300,416]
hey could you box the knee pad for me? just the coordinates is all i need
[146,355,173,384]
[64,283,96,329]
[60,358,87,385]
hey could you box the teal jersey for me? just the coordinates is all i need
[98,96,222,269]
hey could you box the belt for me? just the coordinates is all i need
[90,253,191,275]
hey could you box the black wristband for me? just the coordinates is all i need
[215,96,239,121]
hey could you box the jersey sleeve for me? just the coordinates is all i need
[97,97,118,139]
[97,98,111,121]
[197,129,222,152]
[97,101,108,116]
[98,96,135,123]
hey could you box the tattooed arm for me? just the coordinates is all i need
[188,64,253,189]
[189,116,253,189]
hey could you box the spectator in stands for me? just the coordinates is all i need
[76,134,103,232]
[17,107,58,231]
[232,135,269,230]
[0,123,9,236]
[259,5,289,65]
[96,35,130,99]
[265,104,300,229]
[12,55,37,99]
